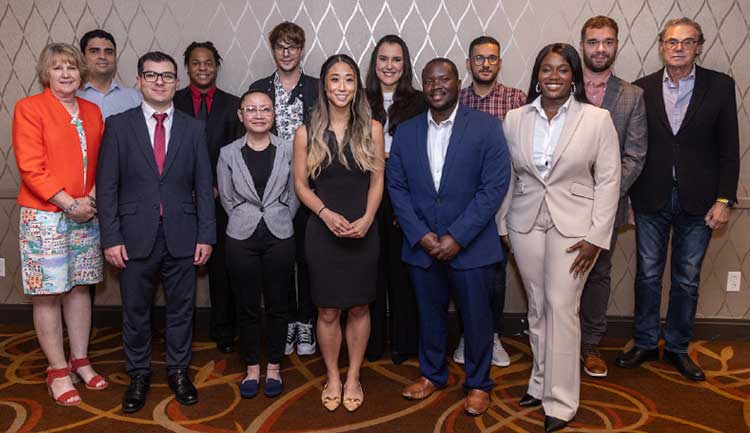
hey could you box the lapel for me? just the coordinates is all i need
[207,88,225,127]
[131,107,160,177]
[519,106,541,182]
[437,105,468,193]
[678,65,707,133]
[261,136,286,203]
[161,109,184,178]
[233,140,262,203]
[548,98,584,172]
[601,75,622,112]
[415,112,435,194]
[652,68,673,134]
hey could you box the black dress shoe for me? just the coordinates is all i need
[544,416,569,432]
[216,338,234,354]
[519,393,542,407]
[168,370,199,405]
[615,347,659,369]
[664,350,705,381]
[391,352,410,365]
[122,373,151,413]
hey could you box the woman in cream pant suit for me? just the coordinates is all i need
[499,43,620,431]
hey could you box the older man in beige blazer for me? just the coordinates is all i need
[498,44,620,430]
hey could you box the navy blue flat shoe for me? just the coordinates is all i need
[240,377,259,399]
[264,378,283,397]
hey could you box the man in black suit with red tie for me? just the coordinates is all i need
[174,41,244,354]
[97,51,216,413]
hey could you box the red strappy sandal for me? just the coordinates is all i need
[69,357,109,390]
[46,366,82,406]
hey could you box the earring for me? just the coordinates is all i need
[571,83,576,94]
[535,83,540,93]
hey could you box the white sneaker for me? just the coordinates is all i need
[284,322,296,355]
[296,322,316,355]
[492,334,510,367]
[452,336,465,364]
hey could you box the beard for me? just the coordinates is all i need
[472,69,499,86]
[583,53,615,73]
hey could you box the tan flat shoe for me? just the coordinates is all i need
[343,381,363,412]
[321,382,341,411]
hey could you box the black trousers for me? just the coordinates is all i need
[208,201,236,341]
[580,231,618,346]
[226,222,295,365]
[289,208,314,323]
[367,186,419,359]
[120,223,196,375]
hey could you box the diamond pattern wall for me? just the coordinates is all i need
[0,0,749,320]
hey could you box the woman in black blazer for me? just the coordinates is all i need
[216,89,299,399]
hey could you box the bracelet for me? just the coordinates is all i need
[716,198,729,205]
[63,199,80,214]
[317,206,327,217]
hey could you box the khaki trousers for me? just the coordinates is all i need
[508,202,593,421]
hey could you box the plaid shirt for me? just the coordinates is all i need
[459,83,527,121]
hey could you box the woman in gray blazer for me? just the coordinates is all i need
[216,89,299,399]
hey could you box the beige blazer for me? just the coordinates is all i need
[498,98,621,250]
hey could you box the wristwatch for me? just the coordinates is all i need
[716,197,735,207]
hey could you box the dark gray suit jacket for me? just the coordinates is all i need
[601,74,648,228]
[216,134,299,240]
[97,105,216,259]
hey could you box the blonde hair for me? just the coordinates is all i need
[36,43,88,88]
[307,54,382,179]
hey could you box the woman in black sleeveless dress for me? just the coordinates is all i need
[293,54,385,413]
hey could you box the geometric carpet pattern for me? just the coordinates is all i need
[0,325,747,433]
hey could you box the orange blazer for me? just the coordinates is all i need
[13,87,104,211]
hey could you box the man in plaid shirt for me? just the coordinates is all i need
[453,35,526,368]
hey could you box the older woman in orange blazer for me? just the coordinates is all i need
[12,43,108,406]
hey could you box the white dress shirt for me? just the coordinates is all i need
[530,95,571,179]
[141,102,174,151]
[426,103,459,191]
[382,91,394,153]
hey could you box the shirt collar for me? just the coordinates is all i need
[273,69,305,89]
[468,82,502,99]
[428,102,459,128]
[529,95,572,119]
[142,101,174,119]
[83,79,121,93]
[189,84,216,100]
[583,69,611,87]
[663,64,696,84]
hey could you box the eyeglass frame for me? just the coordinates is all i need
[239,106,274,117]
[661,38,700,50]
[140,70,178,83]
[273,43,302,55]
[471,54,501,66]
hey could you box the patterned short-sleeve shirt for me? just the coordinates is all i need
[273,72,305,141]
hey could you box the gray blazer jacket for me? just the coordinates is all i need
[601,75,648,228]
[216,134,299,240]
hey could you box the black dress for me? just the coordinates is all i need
[306,131,379,308]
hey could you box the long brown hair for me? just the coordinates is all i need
[307,54,382,179]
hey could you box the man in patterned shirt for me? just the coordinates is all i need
[248,21,319,357]
[453,35,526,369]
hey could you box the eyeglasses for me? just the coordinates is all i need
[141,71,177,83]
[584,38,617,48]
[240,106,273,116]
[273,44,301,55]
[472,55,500,66]
[662,38,699,49]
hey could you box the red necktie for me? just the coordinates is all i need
[153,113,167,174]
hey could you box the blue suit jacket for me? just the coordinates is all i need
[97,106,216,259]
[387,105,510,269]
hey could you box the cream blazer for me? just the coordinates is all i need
[497,98,621,250]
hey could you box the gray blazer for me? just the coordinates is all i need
[601,74,648,228]
[217,133,299,240]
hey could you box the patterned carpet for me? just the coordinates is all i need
[0,325,748,433]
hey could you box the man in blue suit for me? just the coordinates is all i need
[388,58,510,416]
[97,51,216,414]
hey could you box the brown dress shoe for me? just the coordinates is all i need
[402,376,438,400]
[582,345,608,377]
[464,389,490,416]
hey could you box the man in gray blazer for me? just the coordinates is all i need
[578,16,647,377]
